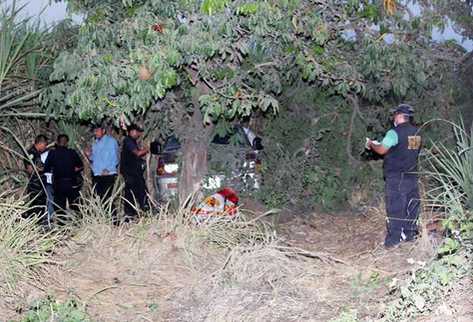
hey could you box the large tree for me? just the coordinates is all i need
[46,0,443,200]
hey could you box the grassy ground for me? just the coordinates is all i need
[1,196,470,322]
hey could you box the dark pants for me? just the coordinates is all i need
[384,175,420,246]
[93,174,117,222]
[25,187,47,225]
[123,174,147,218]
[54,178,79,217]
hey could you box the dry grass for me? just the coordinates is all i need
[0,192,59,292]
[0,191,62,320]
[1,188,450,321]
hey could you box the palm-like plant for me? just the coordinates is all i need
[427,119,473,210]
[0,0,46,117]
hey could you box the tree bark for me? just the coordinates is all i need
[178,80,214,204]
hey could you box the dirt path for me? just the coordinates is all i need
[277,209,438,321]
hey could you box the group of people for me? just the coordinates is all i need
[25,124,150,226]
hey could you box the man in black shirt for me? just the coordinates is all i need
[24,134,49,224]
[120,124,149,219]
[44,134,84,218]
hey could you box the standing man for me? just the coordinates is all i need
[44,134,84,218]
[86,124,119,222]
[367,104,422,248]
[120,124,149,219]
[24,134,49,225]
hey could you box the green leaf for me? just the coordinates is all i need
[437,238,460,256]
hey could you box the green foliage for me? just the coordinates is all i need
[236,3,259,16]
[46,0,437,129]
[21,297,91,322]
[425,119,473,251]
[256,90,374,211]
[201,0,230,15]
[358,40,429,102]
[385,253,471,321]
[437,237,461,256]
[427,119,473,209]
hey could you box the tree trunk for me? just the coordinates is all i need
[179,135,209,204]
[178,81,213,204]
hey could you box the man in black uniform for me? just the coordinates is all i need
[121,124,149,219]
[367,104,422,248]
[24,134,49,224]
[44,134,84,217]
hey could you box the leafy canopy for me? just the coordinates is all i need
[46,0,433,126]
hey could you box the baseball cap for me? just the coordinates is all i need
[92,123,104,130]
[390,104,414,116]
[128,124,144,132]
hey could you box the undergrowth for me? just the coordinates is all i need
[258,89,381,211]
[0,192,60,296]
[20,297,91,322]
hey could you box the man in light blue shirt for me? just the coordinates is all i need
[87,124,119,223]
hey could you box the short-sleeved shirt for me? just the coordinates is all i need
[25,146,46,192]
[120,136,145,177]
[381,129,399,149]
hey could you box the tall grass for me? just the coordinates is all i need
[0,1,46,114]
[0,192,60,294]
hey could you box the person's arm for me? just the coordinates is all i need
[24,149,34,174]
[125,137,148,157]
[368,129,398,156]
[369,141,389,155]
[73,150,84,172]
[25,165,34,175]
[112,138,119,168]
[133,146,149,157]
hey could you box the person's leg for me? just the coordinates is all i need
[135,176,148,211]
[102,175,118,224]
[93,175,107,200]
[27,189,48,225]
[53,181,68,223]
[123,175,138,219]
[404,179,420,241]
[385,178,406,247]
[69,181,80,213]
[24,189,43,219]
[100,175,116,201]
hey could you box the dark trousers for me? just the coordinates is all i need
[25,187,47,225]
[123,174,147,218]
[385,175,420,245]
[93,174,117,222]
[54,178,79,216]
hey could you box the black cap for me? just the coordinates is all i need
[92,123,104,130]
[390,104,414,116]
[128,124,144,132]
